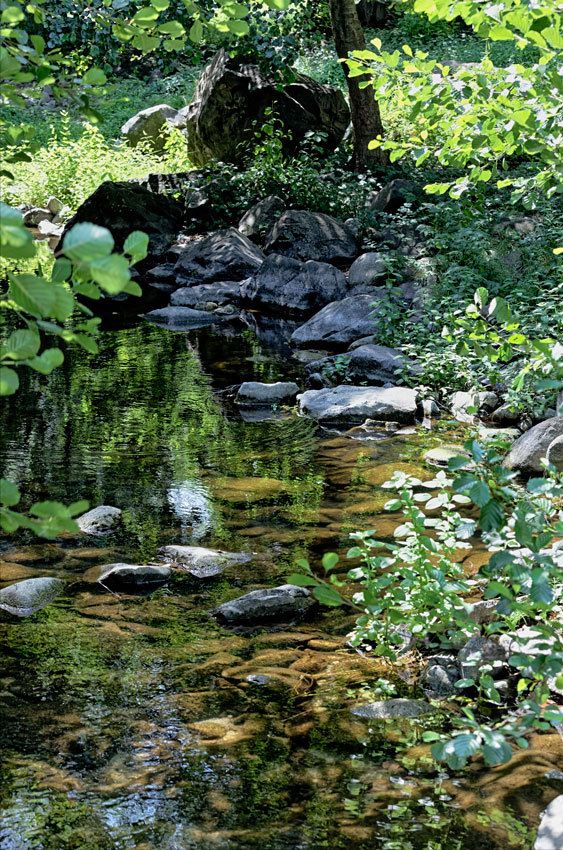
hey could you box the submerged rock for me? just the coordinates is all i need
[241,253,347,316]
[298,385,418,425]
[534,795,563,850]
[213,584,314,624]
[160,545,251,578]
[351,698,433,720]
[504,417,563,474]
[83,563,171,589]
[77,505,122,536]
[264,209,358,263]
[0,577,64,617]
[235,381,300,408]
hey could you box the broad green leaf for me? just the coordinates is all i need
[287,573,320,587]
[51,258,72,283]
[89,254,131,294]
[82,67,107,86]
[132,33,160,52]
[63,223,114,263]
[123,230,149,263]
[0,203,35,259]
[469,480,492,507]
[322,552,339,572]
[9,274,55,317]
[479,499,505,531]
[313,584,345,607]
[227,19,249,35]
[189,20,203,42]
[1,329,40,360]
[27,348,64,374]
[0,366,19,395]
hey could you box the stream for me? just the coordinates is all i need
[1,321,561,850]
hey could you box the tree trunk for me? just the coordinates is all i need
[329,0,388,170]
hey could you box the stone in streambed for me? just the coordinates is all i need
[83,563,171,589]
[173,228,264,286]
[351,698,433,720]
[298,385,418,425]
[0,577,65,617]
[77,505,122,536]
[213,585,314,624]
[235,381,300,408]
[238,196,286,242]
[160,545,251,578]
[144,306,220,329]
[170,282,242,309]
[504,417,563,475]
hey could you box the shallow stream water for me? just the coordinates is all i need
[1,321,561,850]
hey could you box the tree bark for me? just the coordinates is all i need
[329,0,388,170]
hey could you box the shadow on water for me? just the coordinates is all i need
[1,321,561,850]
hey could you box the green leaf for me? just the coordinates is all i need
[51,258,72,283]
[0,478,20,506]
[158,21,185,36]
[287,573,320,587]
[89,254,131,294]
[227,19,249,35]
[82,67,107,86]
[313,585,345,607]
[189,20,203,42]
[132,33,160,52]
[322,552,339,572]
[469,480,492,507]
[27,348,64,374]
[479,499,505,532]
[0,366,19,395]
[9,274,55,318]
[123,230,149,263]
[1,6,25,23]
[1,329,40,361]
[0,203,35,259]
[63,223,114,263]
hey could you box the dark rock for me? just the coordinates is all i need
[348,252,387,288]
[458,635,508,680]
[308,344,413,386]
[504,418,563,474]
[264,210,358,263]
[121,104,178,150]
[146,263,176,283]
[144,305,222,329]
[23,207,51,227]
[171,281,243,309]
[490,403,521,424]
[76,505,122,536]
[368,179,416,213]
[174,228,264,286]
[160,545,252,578]
[235,381,300,407]
[298,385,418,424]
[83,563,171,590]
[0,577,64,617]
[351,698,433,719]
[238,196,286,242]
[185,50,350,166]
[421,654,460,698]
[213,584,314,624]
[241,253,347,316]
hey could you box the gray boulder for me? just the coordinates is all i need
[170,282,242,309]
[213,584,314,624]
[121,104,178,150]
[290,294,377,350]
[174,228,264,286]
[308,344,413,387]
[235,381,300,407]
[368,178,416,213]
[83,563,171,590]
[160,545,252,579]
[458,635,508,680]
[298,385,418,425]
[23,207,51,227]
[238,196,286,242]
[534,796,563,850]
[421,654,460,698]
[450,390,499,423]
[0,577,64,617]
[351,698,433,720]
[547,435,563,471]
[241,254,347,316]
[348,252,387,288]
[264,210,358,263]
[504,417,563,474]
[144,306,220,329]
[185,50,349,166]
[77,505,122,536]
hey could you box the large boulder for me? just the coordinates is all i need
[77,505,122,536]
[298,385,419,424]
[0,577,64,617]
[504,417,563,474]
[348,252,388,289]
[185,50,350,166]
[264,210,358,263]
[121,104,178,150]
[174,228,264,286]
[241,253,347,316]
[238,196,286,243]
[83,563,171,590]
[213,584,314,624]
[235,381,300,407]
[307,344,414,387]
[290,294,378,350]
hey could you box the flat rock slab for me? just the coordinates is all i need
[84,563,171,589]
[351,698,433,720]
[298,385,418,425]
[534,795,563,850]
[235,381,300,407]
[160,545,252,578]
[0,577,64,617]
[77,505,122,536]
[213,584,314,624]
[144,306,220,329]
